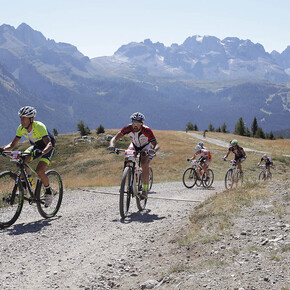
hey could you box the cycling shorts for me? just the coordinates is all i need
[24,146,55,165]
[235,157,245,164]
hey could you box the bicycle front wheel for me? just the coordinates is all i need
[36,170,63,218]
[259,171,266,181]
[119,167,132,218]
[202,169,214,188]
[225,169,234,190]
[0,171,24,229]
[182,167,196,188]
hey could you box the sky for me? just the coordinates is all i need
[0,0,290,58]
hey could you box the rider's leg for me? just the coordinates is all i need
[141,155,150,190]
[36,161,49,187]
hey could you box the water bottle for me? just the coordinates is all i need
[28,174,35,186]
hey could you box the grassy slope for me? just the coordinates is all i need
[0,130,289,188]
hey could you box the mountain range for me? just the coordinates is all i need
[0,23,289,144]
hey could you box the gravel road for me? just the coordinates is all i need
[0,181,225,289]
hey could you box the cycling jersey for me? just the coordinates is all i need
[120,124,156,150]
[195,149,211,160]
[261,157,273,166]
[229,145,245,159]
[16,121,55,150]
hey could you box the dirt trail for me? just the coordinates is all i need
[0,181,225,289]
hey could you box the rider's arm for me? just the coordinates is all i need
[109,132,123,148]
[2,136,20,151]
[151,140,160,152]
[241,148,247,158]
[224,149,230,159]
[41,136,53,155]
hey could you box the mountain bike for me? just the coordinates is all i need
[183,159,214,189]
[223,158,243,190]
[0,151,63,229]
[111,148,154,218]
[258,165,272,181]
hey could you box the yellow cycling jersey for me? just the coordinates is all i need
[16,121,55,149]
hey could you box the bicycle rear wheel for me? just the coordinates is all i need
[182,167,196,188]
[148,167,153,191]
[36,170,63,218]
[259,171,266,181]
[202,169,214,188]
[119,167,132,218]
[236,171,243,187]
[225,169,234,189]
[0,171,24,229]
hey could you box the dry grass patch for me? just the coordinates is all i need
[182,182,270,245]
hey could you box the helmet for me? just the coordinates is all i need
[231,139,238,146]
[198,141,204,147]
[262,154,268,159]
[18,106,37,118]
[130,112,145,122]
[195,145,202,151]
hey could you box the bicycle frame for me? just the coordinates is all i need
[4,151,42,204]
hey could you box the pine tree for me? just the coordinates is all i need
[193,124,199,131]
[208,123,215,132]
[234,117,246,136]
[255,127,265,139]
[96,124,105,134]
[185,122,194,131]
[53,128,58,137]
[77,120,91,136]
[221,123,228,133]
[251,117,258,137]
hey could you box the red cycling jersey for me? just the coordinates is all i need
[120,125,156,149]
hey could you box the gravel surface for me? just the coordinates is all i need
[0,181,223,289]
[1,179,289,290]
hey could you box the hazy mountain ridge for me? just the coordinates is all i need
[0,23,289,144]
[91,36,290,82]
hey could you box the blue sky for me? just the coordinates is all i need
[1,0,289,58]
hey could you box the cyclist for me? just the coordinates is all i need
[189,145,212,178]
[198,141,207,150]
[257,154,273,175]
[108,112,160,199]
[0,106,55,207]
[223,139,247,174]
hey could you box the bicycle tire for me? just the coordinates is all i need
[202,169,214,188]
[225,169,234,190]
[182,167,196,188]
[148,167,153,191]
[258,171,266,181]
[236,170,243,187]
[135,171,148,211]
[0,171,24,229]
[119,167,132,218]
[36,170,63,218]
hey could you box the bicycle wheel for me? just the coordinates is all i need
[182,167,196,188]
[119,167,132,218]
[225,169,234,189]
[236,171,243,187]
[36,170,63,218]
[202,169,214,188]
[258,171,266,181]
[148,167,153,191]
[0,171,24,229]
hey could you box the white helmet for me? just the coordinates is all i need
[18,106,37,118]
[262,154,268,159]
[130,112,145,122]
[195,145,202,151]
[198,141,204,147]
